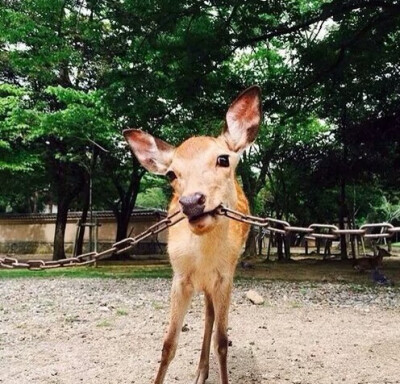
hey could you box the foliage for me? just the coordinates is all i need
[366,195,400,224]
[0,84,39,172]
[136,187,169,210]
[1,0,400,258]
[136,174,170,210]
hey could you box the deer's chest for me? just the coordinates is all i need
[167,228,238,292]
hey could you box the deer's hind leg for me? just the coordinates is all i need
[194,293,215,384]
[154,277,194,384]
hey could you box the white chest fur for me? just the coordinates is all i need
[167,221,240,292]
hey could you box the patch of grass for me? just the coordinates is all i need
[96,320,112,328]
[151,301,164,310]
[235,254,400,286]
[1,253,400,287]
[116,309,128,316]
[289,301,302,308]
[0,262,173,279]
[64,314,80,324]
[348,284,369,293]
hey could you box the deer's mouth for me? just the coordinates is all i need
[187,207,219,224]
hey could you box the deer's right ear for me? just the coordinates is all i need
[123,129,175,174]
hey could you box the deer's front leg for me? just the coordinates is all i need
[194,293,215,384]
[212,279,233,384]
[154,277,194,384]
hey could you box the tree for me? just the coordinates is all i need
[2,0,400,261]
[291,2,400,256]
[1,2,120,258]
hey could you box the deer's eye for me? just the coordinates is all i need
[216,155,230,167]
[166,170,177,182]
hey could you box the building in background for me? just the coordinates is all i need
[0,209,167,258]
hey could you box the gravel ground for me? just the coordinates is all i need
[1,278,399,384]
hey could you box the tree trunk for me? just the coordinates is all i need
[243,192,258,257]
[284,233,291,260]
[243,227,257,258]
[75,149,98,255]
[52,161,85,261]
[107,167,143,260]
[111,207,135,261]
[53,198,71,260]
[339,177,348,260]
[75,175,90,256]
[112,168,143,242]
[339,108,349,260]
[115,209,132,242]
[276,234,284,261]
[237,155,260,257]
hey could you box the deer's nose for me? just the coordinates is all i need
[179,192,206,218]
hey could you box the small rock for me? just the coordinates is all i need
[246,290,264,305]
[99,306,110,312]
[240,261,255,269]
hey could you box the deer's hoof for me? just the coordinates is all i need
[193,368,209,384]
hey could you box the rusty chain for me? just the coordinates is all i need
[216,205,400,241]
[2,204,400,270]
[0,210,183,270]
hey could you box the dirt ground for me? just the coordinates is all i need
[1,278,399,384]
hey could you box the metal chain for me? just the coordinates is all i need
[2,204,400,270]
[215,205,400,240]
[0,210,183,270]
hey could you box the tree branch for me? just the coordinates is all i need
[235,0,400,47]
[304,10,398,88]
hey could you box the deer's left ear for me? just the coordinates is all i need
[222,85,262,153]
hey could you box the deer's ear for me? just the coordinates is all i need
[222,86,262,152]
[123,129,175,174]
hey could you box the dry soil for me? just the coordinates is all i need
[1,278,399,384]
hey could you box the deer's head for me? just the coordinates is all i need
[124,86,262,235]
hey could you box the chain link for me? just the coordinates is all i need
[2,204,400,270]
[0,210,183,270]
[215,205,400,241]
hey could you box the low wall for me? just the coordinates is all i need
[0,210,168,256]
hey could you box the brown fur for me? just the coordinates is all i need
[124,86,262,384]
[353,247,389,272]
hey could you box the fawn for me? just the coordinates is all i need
[353,246,389,272]
[124,86,262,384]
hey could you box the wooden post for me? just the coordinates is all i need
[350,235,357,259]
[284,232,291,260]
[266,232,272,261]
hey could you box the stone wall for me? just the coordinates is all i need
[0,210,168,256]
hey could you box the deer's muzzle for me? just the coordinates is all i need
[179,193,206,220]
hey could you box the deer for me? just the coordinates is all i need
[353,246,389,272]
[123,86,262,384]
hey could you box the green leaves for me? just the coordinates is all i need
[40,86,114,143]
[0,0,399,231]
[0,84,38,172]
